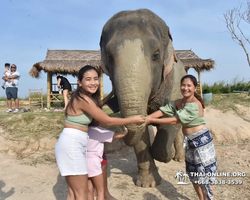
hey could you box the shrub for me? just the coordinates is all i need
[202,78,250,94]
[203,88,210,93]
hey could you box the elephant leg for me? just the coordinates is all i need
[151,124,180,163]
[173,128,185,162]
[133,126,162,188]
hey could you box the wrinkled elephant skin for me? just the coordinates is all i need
[100,9,186,187]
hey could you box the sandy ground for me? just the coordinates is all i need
[0,106,250,200]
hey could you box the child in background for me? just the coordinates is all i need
[87,126,128,200]
[2,63,14,89]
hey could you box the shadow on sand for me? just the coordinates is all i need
[106,149,190,200]
[0,180,14,200]
[52,174,68,200]
[154,179,190,200]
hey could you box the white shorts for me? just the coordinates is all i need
[55,128,89,176]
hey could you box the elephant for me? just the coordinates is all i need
[100,9,186,187]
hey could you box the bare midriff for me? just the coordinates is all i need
[64,122,89,133]
[182,124,205,135]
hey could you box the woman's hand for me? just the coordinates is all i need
[132,115,145,125]
[113,126,128,139]
[145,116,152,125]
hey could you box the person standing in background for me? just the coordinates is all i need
[2,64,20,113]
[57,75,71,109]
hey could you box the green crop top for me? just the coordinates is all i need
[159,101,206,128]
[65,113,92,127]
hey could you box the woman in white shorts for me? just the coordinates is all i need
[55,65,144,200]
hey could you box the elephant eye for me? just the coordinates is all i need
[152,50,160,61]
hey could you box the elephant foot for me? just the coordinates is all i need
[134,169,162,188]
[173,155,185,162]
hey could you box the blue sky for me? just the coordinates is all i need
[0,0,249,98]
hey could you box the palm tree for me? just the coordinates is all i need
[175,170,183,182]
[183,173,189,182]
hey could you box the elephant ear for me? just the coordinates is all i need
[100,50,110,76]
[163,41,177,80]
[100,36,110,76]
[101,59,110,76]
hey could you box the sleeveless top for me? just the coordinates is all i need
[65,113,92,127]
[159,101,206,128]
[57,76,71,91]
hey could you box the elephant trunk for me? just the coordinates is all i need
[113,38,152,146]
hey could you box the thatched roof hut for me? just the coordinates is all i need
[30,49,215,107]
[29,49,215,77]
[29,50,101,78]
[29,50,102,108]
[175,50,215,72]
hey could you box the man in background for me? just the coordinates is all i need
[2,64,20,113]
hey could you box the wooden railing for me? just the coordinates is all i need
[50,83,77,102]
[29,89,43,108]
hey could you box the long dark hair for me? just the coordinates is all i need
[66,65,101,114]
[180,75,205,109]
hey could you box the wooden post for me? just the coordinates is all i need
[100,69,103,100]
[47,72,52,108]
[41,88,43,108]
[198,70,203,97]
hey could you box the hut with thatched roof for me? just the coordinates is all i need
[29,49,214,108]
[29,50,102,108]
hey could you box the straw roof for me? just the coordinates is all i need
[29,49,215,78]
[29,50,101,77]
[175,50,215,72]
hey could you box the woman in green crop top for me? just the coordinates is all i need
[55,65,144,200]
[145,75,217,200]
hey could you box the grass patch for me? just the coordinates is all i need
[0,106,124,165]
[0,106,122,141]
[0,111,65,140]
[205,93,250,111]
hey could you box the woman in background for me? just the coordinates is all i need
[57,75,71,109]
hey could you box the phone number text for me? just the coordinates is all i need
[194,180,243,185]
